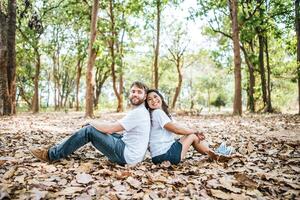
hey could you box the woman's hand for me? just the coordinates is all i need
[195,131,205,141]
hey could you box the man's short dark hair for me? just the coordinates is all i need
[130,81,149,92]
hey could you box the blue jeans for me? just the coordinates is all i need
[48,125,127,165]
[152,140,182,165]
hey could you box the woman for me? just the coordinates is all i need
[145,89,234,165]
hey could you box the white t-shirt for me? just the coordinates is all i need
[149,109,175,157]
[119,103,150,164]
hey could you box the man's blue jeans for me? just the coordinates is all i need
[48,125,127,165]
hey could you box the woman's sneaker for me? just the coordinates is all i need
[215,142,235,156]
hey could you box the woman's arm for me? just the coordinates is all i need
[164,122,196,135]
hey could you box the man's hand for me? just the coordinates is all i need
[81,123,90,128]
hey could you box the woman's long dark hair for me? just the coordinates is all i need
[145,89,172,120]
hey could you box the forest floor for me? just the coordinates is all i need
[0,112,299,199]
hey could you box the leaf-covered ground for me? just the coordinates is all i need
[0,112,299,199]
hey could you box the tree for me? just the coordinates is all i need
[0,0,16,115]
[229,0,242,115]
[94,59,110,109]
[296,0,300,114]
[255,0,268,111]
[167,24,189,109]
[153,0,161,89]
[85,0,99,118]
[17,0,65,113]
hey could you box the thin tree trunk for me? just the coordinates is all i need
[115,12,125,112]
[230,0,242,115]
[32,50,40,113]
[18,85,31,108]
[7,0,16,114]
[208,89,211,112]
[189,78,194,110]
[117,73,124,112]
[296,0,300,115]
[53,53,59,110]
[75,59,82,111]
[256,0,267,109]
[109,0,123,112]
[265,38,272,112]
[171,58,183,109]
[258,35,267,108]
[46,72,50,107]
[94,67,110,109]
[153,0,161,89]
[241,45,255,112]
[85,0,99,118]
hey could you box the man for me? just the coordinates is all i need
[30,81,150,166]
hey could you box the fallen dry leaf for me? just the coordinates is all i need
[3,166,17,179]
[0,112,298,199]
[76,173,94,184]
[126,176,141,189]
[234,173,259,189]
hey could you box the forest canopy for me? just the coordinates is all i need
[0,0,299,116]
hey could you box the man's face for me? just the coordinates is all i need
[129,85,146,106]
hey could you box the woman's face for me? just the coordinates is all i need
[147,92,162,109]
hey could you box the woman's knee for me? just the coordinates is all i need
[190,134,200,143]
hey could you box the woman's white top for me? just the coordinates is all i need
[149,109,175,157]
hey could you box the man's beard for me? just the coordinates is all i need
[130,97,144,106]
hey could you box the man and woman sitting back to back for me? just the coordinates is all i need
[30,81,235,166]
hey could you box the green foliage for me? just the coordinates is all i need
[211,94,226,108]
[11,0,298,113]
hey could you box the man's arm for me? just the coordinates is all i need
[89,121,125,134]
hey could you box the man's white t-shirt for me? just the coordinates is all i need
[149,109,175,158]
[119,103,150,164]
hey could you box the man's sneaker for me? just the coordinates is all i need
[30,147,50,162]
[215,142,235,156]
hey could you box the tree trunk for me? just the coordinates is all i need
[207,89,211,112]
[241,45,255,112]
[230,0,242,115]
[0,1,16,115]
[153,0,161,89]
[54,80,58,110]
[296,0,300,115]
[94,67,110,109]
[46,72,50,107]
[189,78,194,110]
[18,85,32,108]
[117,73,124,112]
[258,34,267,108]
[0,9,11,115]
[85,0,99,118]
[75,59,82,111]
[7,0,16,114]
[171,58,183,109]
[265,38,273,112]
[32,50,40,113]
[94,87,101,109]
[109,0,123,112]
[256,0,267,109]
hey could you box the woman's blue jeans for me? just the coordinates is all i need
[48,125,126,165]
